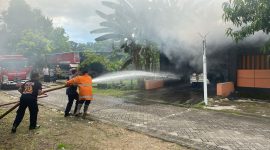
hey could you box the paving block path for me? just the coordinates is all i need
[6,89,270,150]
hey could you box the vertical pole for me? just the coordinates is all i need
[203,38,208,105]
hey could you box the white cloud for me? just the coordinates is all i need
[1,0,110,43]
[24,0,112,43]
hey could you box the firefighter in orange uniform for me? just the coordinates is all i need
[66,69,92,118]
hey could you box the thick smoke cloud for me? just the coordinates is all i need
[0,0,9,12]
[97,0,269,71]
[0,0,9,51]
[0,0,9,26]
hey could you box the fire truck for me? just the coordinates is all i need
[0,55,32,89]
[46,52,80,79]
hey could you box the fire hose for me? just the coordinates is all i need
[0,85,66,120]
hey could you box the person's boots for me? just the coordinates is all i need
[73,101,79,115]
[29,125,40,130]
[73,107,77,115]
[82,105,89,119]
[11,125,17,133]
[75,104,82,116]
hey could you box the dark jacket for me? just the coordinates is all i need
[66,85,78,95]
[66,74,78,95]
[20,80,42,100]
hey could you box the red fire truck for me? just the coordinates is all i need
[0,55,32,89]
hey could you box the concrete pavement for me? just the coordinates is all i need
[4,89,270,150]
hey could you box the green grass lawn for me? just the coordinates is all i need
[93,87,138,97]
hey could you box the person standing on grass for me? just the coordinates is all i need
[66,69,93,118]
[11,72,43,133]
[64,69,79,117]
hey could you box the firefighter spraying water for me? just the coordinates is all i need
[66,69,93,118]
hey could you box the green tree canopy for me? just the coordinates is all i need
[2,0,53,51]
[0,0,71,65]
[16,30,52,67]
[69,40,119,54]
[16,30,52,56]
[223,0,270,49]
[3,0,53,34]
[80,51,123,72]
[49,27,71,53]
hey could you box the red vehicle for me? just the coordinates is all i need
[46,52,80,79]
[0,55,32,89]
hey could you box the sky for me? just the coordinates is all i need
[1,0,111,43]
[25,0,112,43]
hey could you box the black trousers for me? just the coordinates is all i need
[78,100,91,105]
[65,94,79,115]
[44,75,50,82]
[13,96,38,128]
[56,74,61,79]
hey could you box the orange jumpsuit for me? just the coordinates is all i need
[66,74,93,101]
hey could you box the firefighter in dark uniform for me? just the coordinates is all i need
[11,72,43,133]
[64,69,79,117]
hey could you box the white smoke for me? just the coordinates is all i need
[153,0,231,70]
[0,0,9,12]
[0,0,9,26]
[97,0,269,70]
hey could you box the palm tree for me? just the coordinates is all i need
[91,0,175,70]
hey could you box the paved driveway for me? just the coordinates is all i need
[5,89,270,150]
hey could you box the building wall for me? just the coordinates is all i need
[237,53,270,88]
